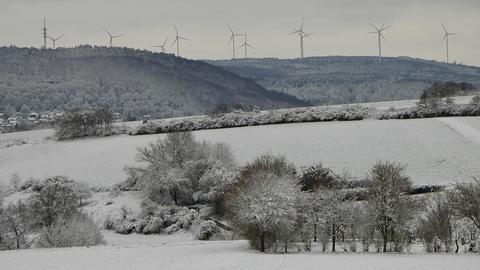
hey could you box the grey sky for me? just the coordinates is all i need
[1,0,479,65]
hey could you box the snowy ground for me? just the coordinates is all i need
[0,236,478,270]
[1,116,480,186]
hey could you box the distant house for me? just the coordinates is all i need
[28,112,40,121]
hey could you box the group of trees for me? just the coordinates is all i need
[223,155,480,253]
[419,82,477,108]
[122,132,480,253]
[0,176,103,250]
[55,107,114,140]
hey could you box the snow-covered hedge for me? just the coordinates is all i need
[131,102,480,135]
[379,104,480,120]
[131,106,368,135]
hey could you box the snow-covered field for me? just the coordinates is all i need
[1,116,480,187]
[0,236,478,270]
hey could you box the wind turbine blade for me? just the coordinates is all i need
[237,44,245,50]
[174,25,179,36]
[381,25,391,32]
[368,31,378,34]
[163,37,169,46]
[227,24,234,34]
[103,28,112,37]
[449,33,459,36]
[301,18,304,30]
[170,37,178,47]
[247,44,255,49]
[179,37,189,41]
[289,30,300,35]
[57,34,66,40]
[369,23,380,31]
[381,22,385,30]
[441,34,447,43]
[228,35,234,45]
[380,33,387,42]
[441,24,448,34]
[112,34,123,38]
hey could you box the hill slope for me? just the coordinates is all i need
[210,56,480,105]
[0,46,304,119]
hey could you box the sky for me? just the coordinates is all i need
[1,0,479,66]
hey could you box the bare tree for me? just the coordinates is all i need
[0,201,31,249]
[449,178,480,230]
[366,161,420,252]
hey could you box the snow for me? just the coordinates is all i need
[1,116,480,187]
[0,238,478,270]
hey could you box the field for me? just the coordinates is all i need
[0,234,479,270]
[1,116,480,187]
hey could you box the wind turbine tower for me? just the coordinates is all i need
[153,37,169,53]
[48,34,66,49]
[237,32,254,59]
[442,24,458,63]
[42,18,48,49]
[171,25,189,57]
[290,18,311,59]
[369,23,391,61]
[227,24,243,59]
[103,28,123,47]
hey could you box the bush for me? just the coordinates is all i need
[143,217,164,234]
[36,214,104,248]
[472,95,480,105]
[299,164,340,191]
[192,219,219,240]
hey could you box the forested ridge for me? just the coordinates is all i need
[0,46,304,119]
[211,56,480,105]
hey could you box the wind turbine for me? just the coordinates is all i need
[441,24,458,63]
[369,22,391,61]
[42,18,48,49]
[103,28,123,47]
[48,34,66,49]
[289,18,312,59]
[237,32,254,59]
[227,24,243,59]
[171,25,189,57]
[153,37,169,53]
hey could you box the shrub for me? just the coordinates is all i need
[36,214,104,248]
[193,219,219,240]
[299,164,340,191]
[472,95,480,105]
[143,217,164,234]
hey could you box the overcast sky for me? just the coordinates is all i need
[1,0,479,65]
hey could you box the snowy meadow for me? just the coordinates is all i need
[1,116,480,187]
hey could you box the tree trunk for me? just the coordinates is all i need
[383,235,387,252]
[313,223,317,242]
[284,240,288,253]
[14,230,20,249]
[383,218,388,252]
[455,239,459,253]
[332,223,336,252]
[260,233,265,252]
